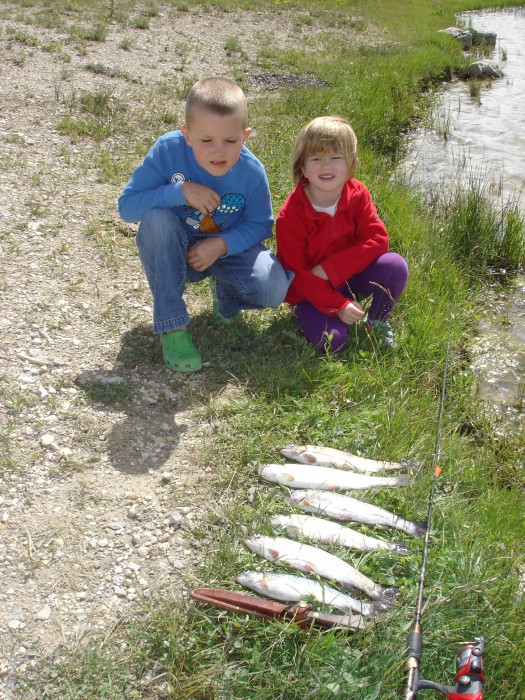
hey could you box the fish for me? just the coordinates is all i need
[259,463,411,491]
[271,514,408,555]
[281,444,414,474]
[245,535,398,607]
[236,570,375,617]
[288,490,426,538]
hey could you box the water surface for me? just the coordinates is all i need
[403,8,525,431]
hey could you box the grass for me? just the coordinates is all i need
[6,0,525,698]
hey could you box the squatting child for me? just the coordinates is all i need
[276,115,408,352]
[118,76,293,372]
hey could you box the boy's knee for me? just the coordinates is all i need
[137,209,186,256]
[261,265,294,307]
[140,208,178,234]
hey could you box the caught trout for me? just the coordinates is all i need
[236,570,375,616]
[288,490,426,537]
[271,514,408,555]
[245,535,399,606]
[281,445,413,473]
[259,463,411,491]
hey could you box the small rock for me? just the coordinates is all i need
[35,605,51,621]
[40,434,59,450]
[438,27,473,49]
[8,619,25,630]
[467,59,503,78]
[168,514,182,530]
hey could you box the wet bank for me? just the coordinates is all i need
[402,7,525,432]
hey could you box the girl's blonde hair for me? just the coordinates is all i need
[185,76,248,128]
[292,115,358,184]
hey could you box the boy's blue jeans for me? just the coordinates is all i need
[137,208,294,333]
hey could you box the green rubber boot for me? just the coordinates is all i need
[210,277,240,324]
[161,330,202,372]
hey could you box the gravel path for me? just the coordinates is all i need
[0,4,373,695]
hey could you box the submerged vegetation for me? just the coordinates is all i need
[4,0,524,698]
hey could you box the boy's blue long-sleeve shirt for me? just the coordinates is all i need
[118,130,274,257]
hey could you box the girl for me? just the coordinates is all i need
[276,116,408,353]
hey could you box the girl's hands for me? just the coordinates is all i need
[337,300,364,325]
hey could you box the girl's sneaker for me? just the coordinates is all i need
[161,330,202,372]
[365,319,397,348]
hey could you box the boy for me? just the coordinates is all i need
[118,76,292,372]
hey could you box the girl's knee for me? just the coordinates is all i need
[317,326,348,353]
[385,252,409,280]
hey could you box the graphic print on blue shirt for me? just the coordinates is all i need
[184,193,247,234]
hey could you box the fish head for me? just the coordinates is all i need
[244,535,264,552]
[287,490,310,503]
[236,571,265,586]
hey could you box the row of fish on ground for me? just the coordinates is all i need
[236,445,426,621]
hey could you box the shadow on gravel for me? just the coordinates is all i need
[74,324,202,476]
[73,311,315,476]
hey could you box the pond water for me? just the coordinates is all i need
[402,7,525,433]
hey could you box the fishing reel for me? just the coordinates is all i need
[416,637,485,699]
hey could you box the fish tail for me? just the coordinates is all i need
[401,459,420,469]
[359,601,375,617]
[391,541,410,556]
[412,520,427,537]
[394,474,413,486]
[375,585,401,610]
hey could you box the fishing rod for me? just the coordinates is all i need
[403,331,486,700]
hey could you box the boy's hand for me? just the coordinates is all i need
[336,301,364,325]
[187,237,227,272]
[182,182,221,215]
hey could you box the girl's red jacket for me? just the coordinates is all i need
[276,178,389,316]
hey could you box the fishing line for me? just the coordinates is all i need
[403,313,486,699]
[403,322,453,696]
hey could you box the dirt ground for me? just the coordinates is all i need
[0,3,378,696]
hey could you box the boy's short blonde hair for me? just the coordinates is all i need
[185,77,248,128]
[292,115,358,184]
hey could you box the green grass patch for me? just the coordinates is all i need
[8,0,525,698]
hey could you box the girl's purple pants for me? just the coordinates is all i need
[293,252,408,352]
